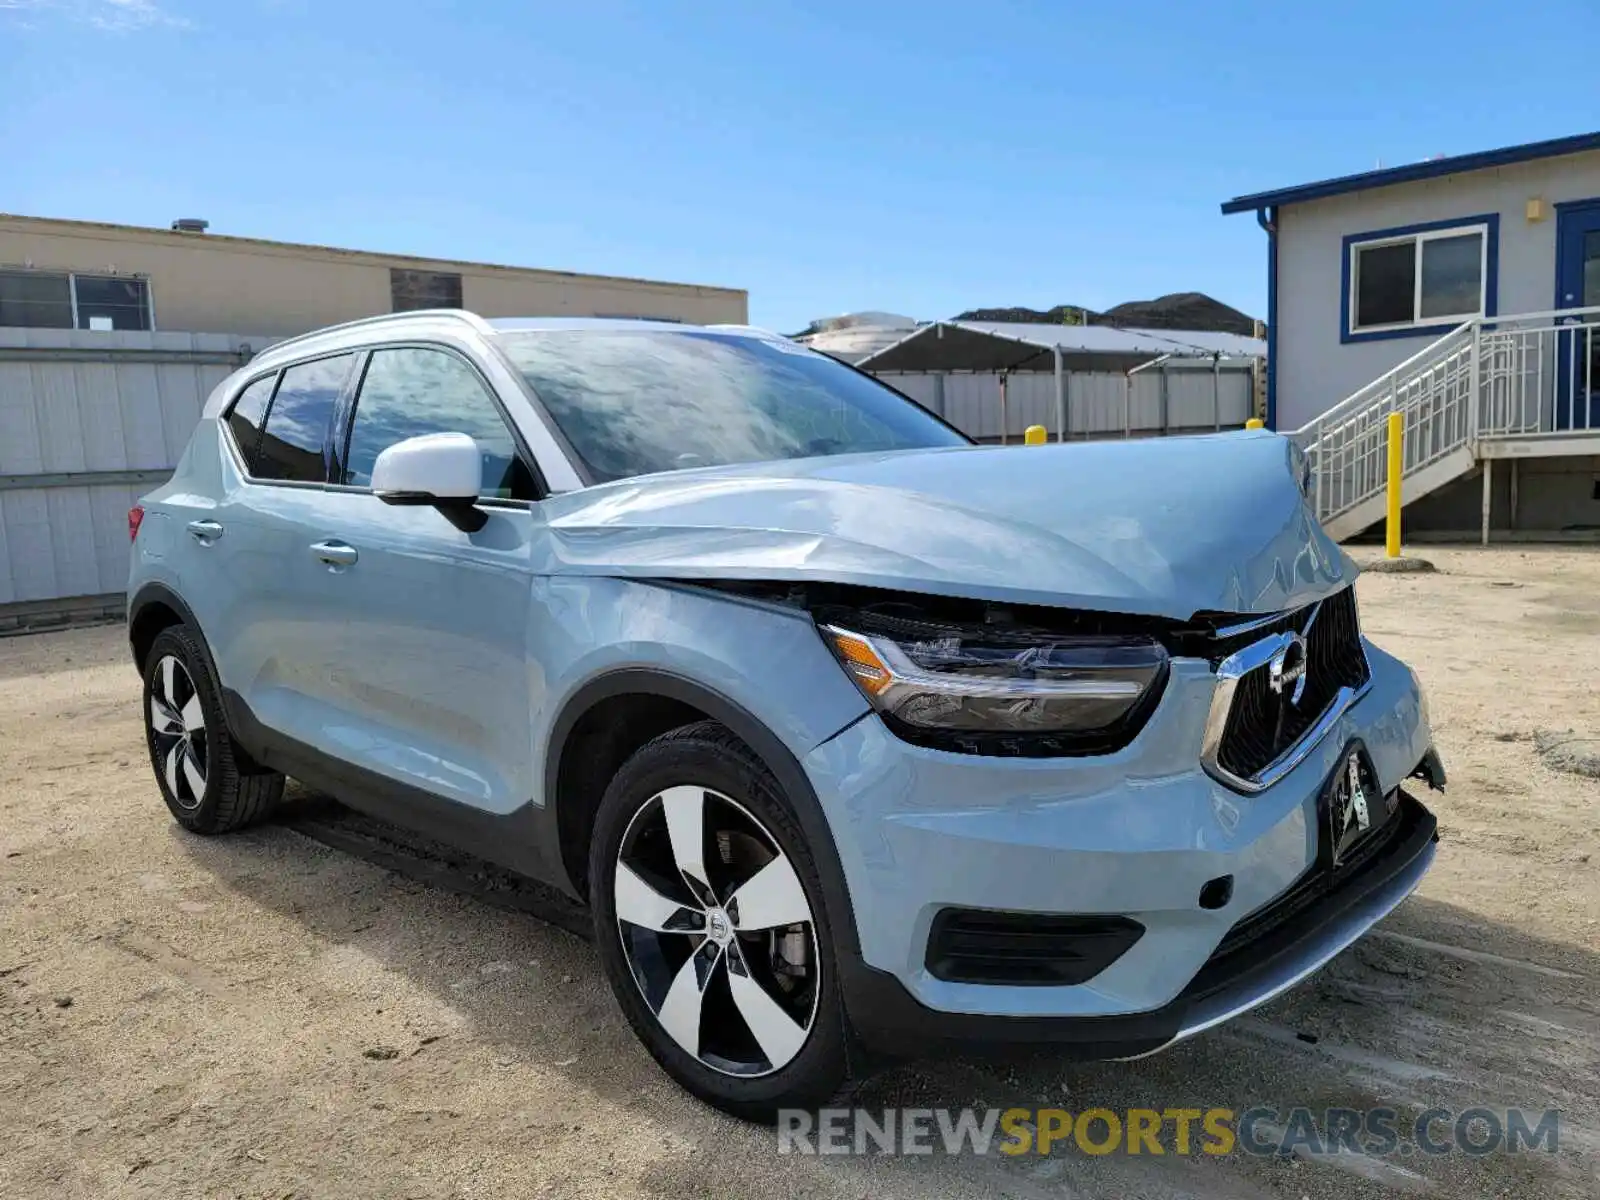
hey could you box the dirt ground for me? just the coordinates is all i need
[1,546,1597,1199]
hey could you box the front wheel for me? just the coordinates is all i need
[589,721,853,1121]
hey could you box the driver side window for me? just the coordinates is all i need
[343,347,537,500]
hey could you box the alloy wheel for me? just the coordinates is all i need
[148,655,208,811]
[614,784,820,1077]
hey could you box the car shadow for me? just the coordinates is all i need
[178,792,1599,1198]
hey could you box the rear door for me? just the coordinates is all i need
[206,352,358,748]
[300,343,539,816]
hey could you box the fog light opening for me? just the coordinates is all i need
[1198,875,1234,911]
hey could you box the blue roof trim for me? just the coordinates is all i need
[1220,131,1600,214]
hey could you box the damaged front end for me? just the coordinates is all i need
[689,577,1384,786]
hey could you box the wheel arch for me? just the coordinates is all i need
[542,668,862,955]
[128,583,206,675]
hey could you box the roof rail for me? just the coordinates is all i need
[259,308,495,357]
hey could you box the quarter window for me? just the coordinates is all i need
[1349,225,1487,334]
[255,354,356,483]
[343,347,535,499]
[225,373,278,472]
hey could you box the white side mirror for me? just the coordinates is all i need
[371,432,486,531]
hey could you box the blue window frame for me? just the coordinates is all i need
[1340,214,1499,344]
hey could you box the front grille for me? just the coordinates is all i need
[1214,587,1369,783]
[925,909,1145,986]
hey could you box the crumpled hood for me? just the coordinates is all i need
[533,431,1354,619]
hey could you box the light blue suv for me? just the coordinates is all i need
[127,311,1443,1119]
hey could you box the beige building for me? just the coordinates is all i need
[0,213,747,337]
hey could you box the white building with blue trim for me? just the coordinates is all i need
[1224,131,1600,540]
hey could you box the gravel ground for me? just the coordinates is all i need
[1,546,1597,1199]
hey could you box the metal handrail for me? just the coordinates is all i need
[1291,321,1474,439]
[1297,307,1600,528]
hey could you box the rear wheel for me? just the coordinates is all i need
[589,721,852,1121]
[142,624,283,833]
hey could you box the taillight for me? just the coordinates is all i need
[128,505,145,542]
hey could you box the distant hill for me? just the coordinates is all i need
[957,292,1259,336]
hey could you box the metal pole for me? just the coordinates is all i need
[1123,373,1131,438]
[1054,347,1066,443]
[999,372,1008,445]
[1468,321,1481,442]
[1159,361,1169,435]
[1212,353,1221,431]
[1385,411,1403,558]
[1481,457,1493,546]
[1510,458,1519,530]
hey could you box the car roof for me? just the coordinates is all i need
[245,310,784,371]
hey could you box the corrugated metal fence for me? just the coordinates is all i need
[876,365,1255,442]
[0,329,270,623]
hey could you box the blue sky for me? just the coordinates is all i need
[2,0,1593,332]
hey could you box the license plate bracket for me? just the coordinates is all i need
[1320,739,1395,872]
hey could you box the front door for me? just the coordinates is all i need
[308,343,541,820]
[1554,200,1600,431]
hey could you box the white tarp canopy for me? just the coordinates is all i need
[855,320,1265,374]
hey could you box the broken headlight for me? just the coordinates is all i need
[820,620,1169,755]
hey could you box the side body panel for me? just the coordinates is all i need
[523,574,872,808]
[266,493,536,813]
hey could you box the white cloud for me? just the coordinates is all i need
[0,0,191,31]
[90,0,190,30]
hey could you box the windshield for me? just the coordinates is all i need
[498,329,970,482]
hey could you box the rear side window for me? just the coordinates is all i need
[225,374,277,471]
[343,347,536,499]
[255,354,355,483]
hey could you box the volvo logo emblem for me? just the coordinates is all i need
[1268,632,1310,705]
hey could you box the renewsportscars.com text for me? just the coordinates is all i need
[776,1106,1561,1158]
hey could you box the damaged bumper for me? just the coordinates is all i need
[802,637,1440,1058]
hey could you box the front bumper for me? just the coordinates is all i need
[801,638,1438,1056]
[839,789,1436,1059]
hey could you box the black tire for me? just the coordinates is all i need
[142,623,284,834]
[589,720,854,1122]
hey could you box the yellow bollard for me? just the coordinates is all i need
[1244,417,1265,430]
[1024,425,1047,445]
[1385,410,1403,558]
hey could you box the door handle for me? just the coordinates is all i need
[187,519,224,542]
[310,540,359,567]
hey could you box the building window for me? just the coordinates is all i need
[1343,216,1497,341]
[0,269,153,331]
[0,270,72,328]
[75,275,152,330]
[390,268,463,312]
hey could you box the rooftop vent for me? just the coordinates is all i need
[171,218,210,233]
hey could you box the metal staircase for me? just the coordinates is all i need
[1292,307,1600,542]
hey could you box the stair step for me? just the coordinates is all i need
[1322,446,1477,541]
